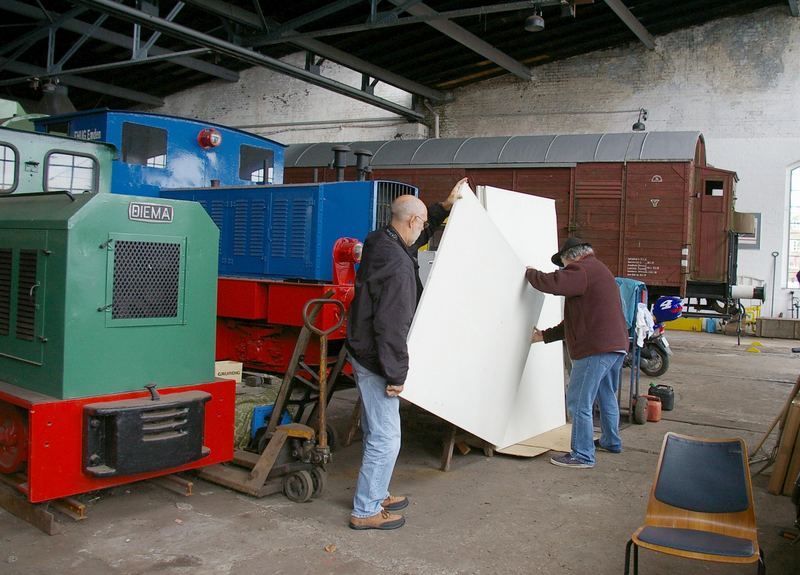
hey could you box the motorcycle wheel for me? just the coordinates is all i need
[640,344,669,377]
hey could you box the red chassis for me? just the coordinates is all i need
[215,279,353,371]
[215,237,361,372]
[0,380,235,503]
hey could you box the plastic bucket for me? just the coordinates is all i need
[642,394,662,422]
[648,384,675,411]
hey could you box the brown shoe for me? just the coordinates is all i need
[381,494,409,511]
[349,510,405,530]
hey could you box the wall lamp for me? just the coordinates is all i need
[632,108,648,131]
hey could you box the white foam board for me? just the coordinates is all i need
[480,186,567,446]
[403,188,559,448]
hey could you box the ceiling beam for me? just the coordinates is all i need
[0,48,210,87]
[256,0,364,44]
[386,0,531,81]
[70,0,425,121]
[181,0,449,102]
[789,0,799,17]
[0,0,238,82]
[245,2,543,45]
[603,0,655,49]
[0,57,164,105]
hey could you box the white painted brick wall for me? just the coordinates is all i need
[152,52,426,144]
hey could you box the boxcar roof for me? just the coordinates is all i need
[285,132,705,168]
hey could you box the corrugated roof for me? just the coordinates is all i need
[285,131,704,167]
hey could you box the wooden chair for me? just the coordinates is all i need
[625,432,765,574]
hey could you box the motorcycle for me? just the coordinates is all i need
[625,296,682,377]
[639,323,671,377]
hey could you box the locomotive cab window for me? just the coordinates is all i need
[705,180,724,197]
[122,122,167,169]
[45,152,97,193]
[0,143,17,194]
[239,145,274,184]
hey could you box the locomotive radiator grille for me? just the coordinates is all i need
[0,249,10,336]
[375,182,418,230]
[15,250,38,341]
[290,199,312,258]
[112,241,181,319]
[249,200,266,257]
[271,199,288,257]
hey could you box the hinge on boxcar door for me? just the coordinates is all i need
[567,221,578,232]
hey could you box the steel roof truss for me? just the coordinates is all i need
[0,0,238,82]
[182,0,448,102]
[386,0,531,81]
[0,57,165,105]
[603,0,655,49]
[71,0,425,121]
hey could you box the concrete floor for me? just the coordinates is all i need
[1,331,799,574]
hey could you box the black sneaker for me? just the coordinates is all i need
[549,453,594,469]
[594,439,622,454]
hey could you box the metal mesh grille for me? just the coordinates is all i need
[375,181,417,230]
[112,241,180,320]
[0,249,10,336]
[15,250,37,341]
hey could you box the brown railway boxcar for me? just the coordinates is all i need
[284,132,758,311]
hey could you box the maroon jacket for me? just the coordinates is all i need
[525,254,629,360]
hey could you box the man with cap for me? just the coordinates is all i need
[525,237,629,468]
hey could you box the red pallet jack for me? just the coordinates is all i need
[197,298,346,502]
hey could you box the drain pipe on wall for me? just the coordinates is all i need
[423,100,440,138]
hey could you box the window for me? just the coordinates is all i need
[788,167,800,288]
[46,152,96,193]
[122,122,167,168]
[705,180,724,197]
[239,145,274,184]
[0,144,17,193]
[43,121,69,136]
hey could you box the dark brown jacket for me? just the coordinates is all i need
[525,254,629,360]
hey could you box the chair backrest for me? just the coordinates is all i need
[645,432,757,540]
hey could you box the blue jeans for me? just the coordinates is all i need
[350,357,401,518]
[567,352,624,465]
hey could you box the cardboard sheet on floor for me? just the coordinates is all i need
[495,424,574,457]
[402,186,565,449]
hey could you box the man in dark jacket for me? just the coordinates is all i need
[347,178,467,530]
[526,237,629,469]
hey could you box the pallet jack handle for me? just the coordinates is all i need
[302,298,345,452]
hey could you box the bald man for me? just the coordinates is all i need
[347,178,467,530]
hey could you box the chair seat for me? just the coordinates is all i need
[637,526,755,558]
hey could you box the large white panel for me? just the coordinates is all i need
[403,189,539,447]
[403,187,565,448]
[480,187,567,446]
